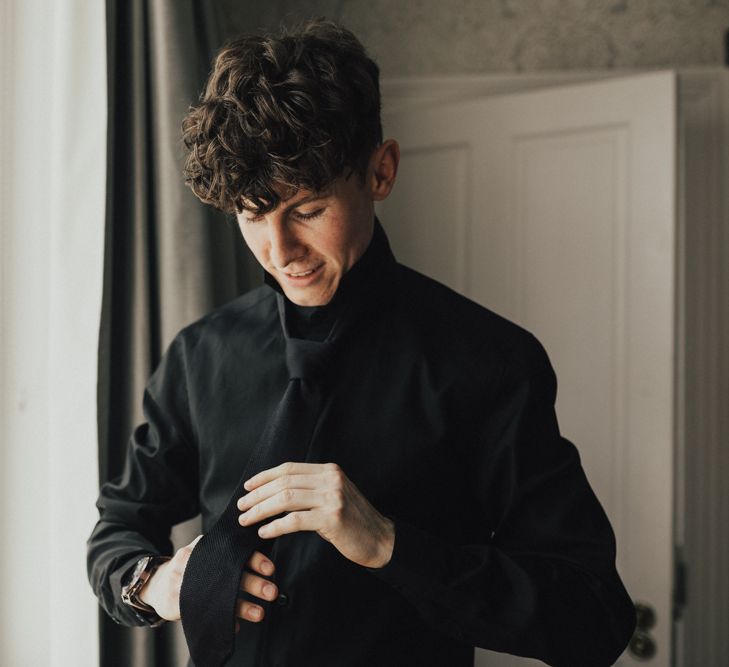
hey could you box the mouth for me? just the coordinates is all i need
[281,263,323,284]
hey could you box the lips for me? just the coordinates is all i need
[281,263,323,284]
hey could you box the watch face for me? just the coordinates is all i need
[133,556,151,579]
[122,556,153,605]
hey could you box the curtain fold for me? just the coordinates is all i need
[98,2,259,664]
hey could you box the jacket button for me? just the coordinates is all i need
[276,592,289,606]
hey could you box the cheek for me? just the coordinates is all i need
[322,219,356,261]
[241,229,269,262]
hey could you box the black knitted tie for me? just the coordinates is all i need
[179,309,336,667]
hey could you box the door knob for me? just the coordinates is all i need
[634,602,656,630]
[629,631,657,660]
[628,601,657,660]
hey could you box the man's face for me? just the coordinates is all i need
[236,171,375,307]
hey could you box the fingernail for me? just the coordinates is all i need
[251,607,261,618]
[262,560,273,574]
[263,583,276,598]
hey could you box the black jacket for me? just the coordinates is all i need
[87,217,636,666]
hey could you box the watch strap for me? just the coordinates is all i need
[120,554,170,627]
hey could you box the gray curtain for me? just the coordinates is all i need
[98,1,260,664]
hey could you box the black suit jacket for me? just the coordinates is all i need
[87,218,636,666]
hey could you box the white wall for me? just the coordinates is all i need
[0,1,106,665]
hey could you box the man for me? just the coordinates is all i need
[87,18,636,667]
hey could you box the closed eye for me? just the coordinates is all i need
[294,208,324,221]
[242,207,325,224]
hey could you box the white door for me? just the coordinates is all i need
[377,71,676,666]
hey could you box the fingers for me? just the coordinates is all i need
[239,569,278,603]
[243,461,341,492]
[254,509,323,539]
[238,489,322,526]
[247,549,275,576]
[237,569,279,624]
[238,473,324,511]
[236,598,265,623]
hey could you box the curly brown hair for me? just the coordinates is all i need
[181,18,383,216]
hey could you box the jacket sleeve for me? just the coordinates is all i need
[87,333,200,626]
[365,334,636,667]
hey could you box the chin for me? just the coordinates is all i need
[285,291,323,307]
[299,278,340,305]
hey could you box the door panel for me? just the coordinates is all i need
[377,71,676,666]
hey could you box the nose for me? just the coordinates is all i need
[268,218,306,269]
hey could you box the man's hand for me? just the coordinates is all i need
[138,535,279,628]
[237,461,396,569]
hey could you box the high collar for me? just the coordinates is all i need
[263,216,398,341]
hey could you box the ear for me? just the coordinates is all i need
[368,139,400,202]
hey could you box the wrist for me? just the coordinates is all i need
[121,555,170,627]
[138,558,167,607]
[371,517,396,569]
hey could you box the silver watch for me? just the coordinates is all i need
[120,555,170,626]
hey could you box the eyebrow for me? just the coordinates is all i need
[242,191,330,216]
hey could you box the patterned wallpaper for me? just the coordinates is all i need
[217,0,729,74]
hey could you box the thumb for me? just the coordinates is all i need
[181,534,205,571]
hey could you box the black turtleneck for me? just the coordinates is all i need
[285,302,334,341]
